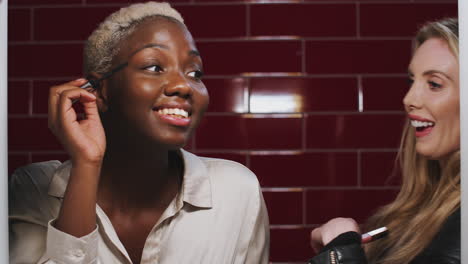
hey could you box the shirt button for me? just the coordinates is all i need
[68,249,85,260]
[74,249,84,257]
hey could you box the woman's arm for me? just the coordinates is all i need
[48,78,106,237]
[308,218,367,264]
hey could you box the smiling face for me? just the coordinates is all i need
[101,16,209,149]
[404,37,459,160]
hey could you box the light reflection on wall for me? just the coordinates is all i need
[231,77,248,113]
[250,93,304,113]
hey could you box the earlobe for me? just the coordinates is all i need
[96,79,109,112]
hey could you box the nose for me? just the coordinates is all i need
[403,81,422,112]
[164,72,192,99]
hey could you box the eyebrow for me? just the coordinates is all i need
[407,69,454,81]
[189,50,201,57]
[129,43,169,57]
[129,43,201,59]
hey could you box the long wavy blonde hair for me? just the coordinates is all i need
[365,18,460,264]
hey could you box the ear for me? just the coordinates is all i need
[87,72,109,112]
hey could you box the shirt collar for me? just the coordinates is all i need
[47,149,213,209]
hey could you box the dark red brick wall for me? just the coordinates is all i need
[8,0,457,262]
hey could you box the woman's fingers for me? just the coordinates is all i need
[48,79,88,129]
[57,88,96,127]
[310,217,361,253]
[310,227,324,253]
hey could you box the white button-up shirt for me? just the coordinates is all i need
[9,150,270,264]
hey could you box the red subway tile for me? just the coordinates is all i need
[251,4,355,37]
[263,191,303,225]
[193,152,247,166]
[30,153,69,163]
[32,80,70,115]
[195,115,302,149]
[8,9,31,41]
[270,228,312,262]
[304,0,411,2]
[194,0,246,2]
[362,77,408,111]
[8,153,29,176]
[250,77,358,113]
[32,80,58,114]
[8,117,62,151]
[251,152,357,187]
[9,44,83,78]
[177,5,246,38]
[9,0,81,5]
[306,40,412,74]
[84,0,129,2]
[198,41,302,75]
[204,78,247,113]
[86,0,189,3]
[413,0,456,2]
[361,151,401,186]
[306,114,406,149]
[34,5,244,40]
[8,81,30,115]
[35,7,117,41]
[305,189,398,224]
[361,3,457,37]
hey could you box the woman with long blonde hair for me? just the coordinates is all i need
[308,17,460,264]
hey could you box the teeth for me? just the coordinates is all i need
[157,108,189,118]
[411,120,434,128]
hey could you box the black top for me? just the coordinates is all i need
[308,208,460,264]
[411,208,460,264]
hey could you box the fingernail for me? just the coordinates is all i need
[74,78,87,82]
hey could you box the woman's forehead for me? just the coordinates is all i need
[117,17,195,59]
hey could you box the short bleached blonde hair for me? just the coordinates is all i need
[84,2,184,75]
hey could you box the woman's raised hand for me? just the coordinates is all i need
[48,78,106,165]
[310,217,360,253]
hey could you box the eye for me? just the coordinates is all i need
[187,70,204,80]
[428,80,442,90]
[145,65,164,73]
[407,78,414,86]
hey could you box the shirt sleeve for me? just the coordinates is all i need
[40,220,99,264]
[244,187,270,264]
[9,162,100,264]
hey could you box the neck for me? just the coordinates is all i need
[97,143,183,211]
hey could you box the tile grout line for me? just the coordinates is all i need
[30,7,34,41]
[301,39,306,74]
[357,149,362,187]
[358,75,364,112]
[245,4,251,37]
[356,2,360,39]
[302,189,307,225]
[28,80,33,116]
[302,113,307,151]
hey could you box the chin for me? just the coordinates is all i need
[415,144,438,160]
[157,135,190,150]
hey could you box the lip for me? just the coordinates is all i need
[408,114,435,138]
[153,102,192,115]
[408,114,434,123]
[157,113,191,127]
[415,126,433,138]
[153,102,193,127]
